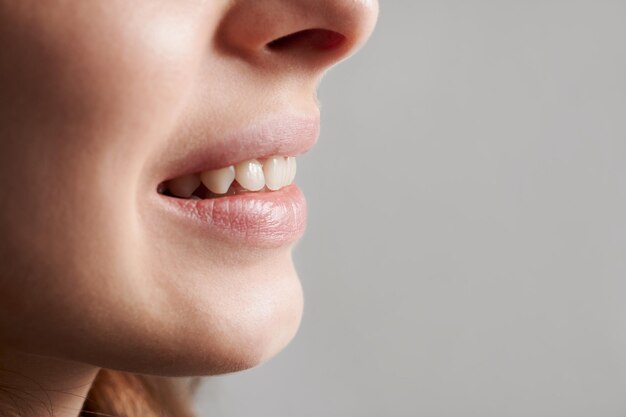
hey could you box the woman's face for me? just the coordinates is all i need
[0,1,377,375]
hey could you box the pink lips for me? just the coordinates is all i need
[155,113,318,247]
[160,184,306,247]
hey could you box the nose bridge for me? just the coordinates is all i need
[216,0,379,70]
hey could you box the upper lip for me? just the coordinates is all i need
[158,112,320,184]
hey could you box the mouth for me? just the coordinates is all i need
[152,114,318,248]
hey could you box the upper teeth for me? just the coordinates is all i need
[166,156,297,198]
[200,166,235,195]
[235,159,265,192]
[167,173,201,198]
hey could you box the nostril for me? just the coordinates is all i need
[266,28,346,52]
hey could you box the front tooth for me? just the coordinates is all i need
[235,159,265,191]
[263,156,287,191]
[168,174,201,198]
[286,157,297,184]
[200,166,235,194]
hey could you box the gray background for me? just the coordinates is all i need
[196,1,626,416]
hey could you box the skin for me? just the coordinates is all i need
[0,1,377,416]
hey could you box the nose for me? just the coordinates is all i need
[216,0,379,73]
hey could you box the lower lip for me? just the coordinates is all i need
[157,184,307,248]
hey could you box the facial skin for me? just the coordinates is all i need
[0,0,377,377]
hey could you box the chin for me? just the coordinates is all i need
[202,276,305,375]
[89,252,307,377]
[193,267,305,376]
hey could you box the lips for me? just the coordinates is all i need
[153,113,319,247]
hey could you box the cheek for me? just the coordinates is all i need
[0,1,204,168]
[0,1,204,347]
[0,1,204,258]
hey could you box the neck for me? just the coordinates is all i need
[0,348,98,417]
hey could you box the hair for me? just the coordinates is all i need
[80,369,200,417]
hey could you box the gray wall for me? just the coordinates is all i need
[196,2,626,416]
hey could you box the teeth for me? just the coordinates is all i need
[166,156,296,199]
[200,166,235,194]
[263,156,288,191]
[235,159,265,192]
[167,174,201,198]
[286,156,297,184]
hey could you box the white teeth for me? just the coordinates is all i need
[235,159,265,192]
[286,156,297,184]
[167,174,200,198]
[263,156,297,190]
[263,156,288,191]
[200,166,235,194]
[166,156,296,198]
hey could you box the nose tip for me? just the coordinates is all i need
[216,0,379,71]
